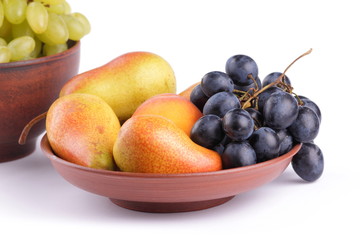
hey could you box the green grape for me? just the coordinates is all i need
[34,0,65,5]
[30,36,42,58]
[36,12,68,45]
[3,0,27,24]
[11,19,34,38]
[46,3,65,14]
[62,14,85,41]
[7,36,35,61]
[63,1,71,14]
[43,42,67,56]
[0,18,12,42]
[0,45,12,63]
[0,37,7,46]
[46,1,70,15]
[72,12,90,35]
[35,31,54,45]
[26,1,48,34]
[0,1,4,28]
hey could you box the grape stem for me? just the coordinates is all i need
[293,92,305,106]
[233,74,259,107]
[18,111,47,145]
[247,74,260,91]
[241,48,313,109]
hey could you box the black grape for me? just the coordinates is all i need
[201,71,234,97]
[262,72,291,87]
[220,135,233,146]
[245,108,264,129]
[275,129,294,155]
[190,114,225,149]
[288,106,320,143]
[263,91,299,129]
[225,54,259,86]
[222,142,257,169]
[222,108,254,141]
[249,127,280,162]
[213,143,225,155]
[203,92,241,118]
[299,96,322,123]
[292,142,324,182]
[190,84,209,112]
[257,86,283,112]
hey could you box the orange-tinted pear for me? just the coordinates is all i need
[113,115,222,174]
[132,93,202,136]
[46,93,120,170]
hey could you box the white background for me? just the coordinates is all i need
[1,0,359,239]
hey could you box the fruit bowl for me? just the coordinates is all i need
[0,41,80,162]
[40,134,302,213]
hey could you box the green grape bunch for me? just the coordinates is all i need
[0,0,91,63]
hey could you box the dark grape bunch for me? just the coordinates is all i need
[190,49,324,182]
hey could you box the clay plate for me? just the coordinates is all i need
[40,134,301,213]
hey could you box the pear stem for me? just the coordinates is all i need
[18,111,47,145]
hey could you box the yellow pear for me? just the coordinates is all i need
[46,93,121,170]
[60,51,176,123]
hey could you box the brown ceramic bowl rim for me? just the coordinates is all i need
[41,134,302,179]
[0,40,80,70]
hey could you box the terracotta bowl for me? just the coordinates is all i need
[40,134,301,213]
[0,41,80,162]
